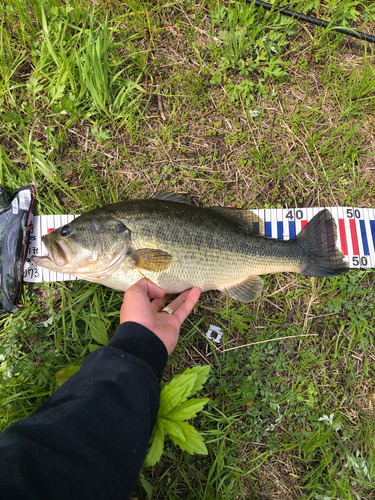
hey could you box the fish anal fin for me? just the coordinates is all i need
[152,191,194,205]
[130,248,173,272]
[222,275,264,302]
[210,207,265,235]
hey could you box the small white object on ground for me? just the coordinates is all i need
[206,325,223,343]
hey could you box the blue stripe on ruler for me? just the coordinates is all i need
[289,220,296,239]
[265,221,272,237]
[359,220,369,255]
[370,220,375,250]
[277,221,283,240]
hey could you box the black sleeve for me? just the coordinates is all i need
[0,321,168,500]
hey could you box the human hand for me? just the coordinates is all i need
[120,278,201,355]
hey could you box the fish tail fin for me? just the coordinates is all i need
[295,210,349,277]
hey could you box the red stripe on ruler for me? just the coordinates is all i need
[338,219,348,255]
[301,220,307,228]
[349,218,359,255]
[47,228,54,233]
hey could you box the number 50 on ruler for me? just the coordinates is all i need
[261,207,375,269]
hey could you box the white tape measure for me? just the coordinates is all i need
[23,207,375,283]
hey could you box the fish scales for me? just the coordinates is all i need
[31,194,349,302]
[107,200,301,292]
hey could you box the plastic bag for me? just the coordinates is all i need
[0,185,35,314]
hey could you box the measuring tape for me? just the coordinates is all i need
[23,207,375,283]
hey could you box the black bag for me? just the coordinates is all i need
[0,185,35,314]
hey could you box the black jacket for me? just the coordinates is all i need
[0,322,168,500]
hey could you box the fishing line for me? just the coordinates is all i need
[249,0,375,44]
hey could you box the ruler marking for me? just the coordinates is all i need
[40,216,49,283]
[301,220,307,229]
[344,208,355,267]
[354,214,367,268]
[271,208,277,242]
[362,214,374,268]
[324,208,335,260]
[294,208,301,236]
[370,220,375,251]
[49,214,59,282]
[331,208,341,255]
[262,208,266,237]
[289,220,296,239]
[264,209,271,238]
[281,209,289,240]
[331,207,348,266]
[349,218,359,255]
[359,220,369,256]
[277,221,283,240]
[338,218,348,256]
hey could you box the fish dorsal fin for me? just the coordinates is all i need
[129,248,173,272]
[152,191,194,205]
[210,207,265,235]
[222,275,264,302]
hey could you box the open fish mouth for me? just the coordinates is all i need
[32,231,130,280]
[42,235,70,267]
[31,235,72,270]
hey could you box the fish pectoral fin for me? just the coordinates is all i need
[222,275,264,302]
[129,248,173,272]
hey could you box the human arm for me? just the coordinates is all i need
[0,279,200,500]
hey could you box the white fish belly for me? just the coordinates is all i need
[97,247,300,293]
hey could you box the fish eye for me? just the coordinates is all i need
[60,224,72,237]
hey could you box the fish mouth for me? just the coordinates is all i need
[31,236,73,270]
[31,233,128,280]
[43,235,71,266]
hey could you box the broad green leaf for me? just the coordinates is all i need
[160,418,186,442]
[168,421,208,455]
[89,317,108,345]
[158,373,197,417]
[167,398,209,421]
[177,365,210,396]
[144,421,164,467]
[55,365,80,386]
[88,344,101,353]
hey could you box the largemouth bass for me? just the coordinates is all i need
[31,192,349,302]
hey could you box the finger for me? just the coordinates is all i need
[164,288,194,313]
[126,278,165,302]
[120,279,165,323]
[170,287,201,326]
[150,294,173,313]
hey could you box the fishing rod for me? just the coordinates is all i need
[249,0,375,44]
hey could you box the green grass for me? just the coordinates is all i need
[1,0,375,498]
